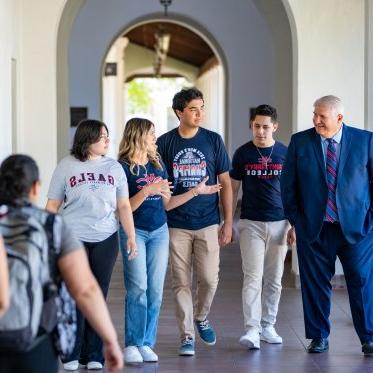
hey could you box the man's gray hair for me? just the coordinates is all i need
[314,95,344,116]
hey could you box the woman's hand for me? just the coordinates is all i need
[126,236,137,261]
[193,176,222,195]
[103,340,123,371]
[144,179,173,199]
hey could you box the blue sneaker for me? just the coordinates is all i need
[178,337,195,356]
[195,319,216,345]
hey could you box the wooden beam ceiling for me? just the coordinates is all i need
[125,22,214,67]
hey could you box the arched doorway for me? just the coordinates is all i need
[56,0,295,160]
[101,19,227,157]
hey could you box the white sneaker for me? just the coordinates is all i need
[138,346,158,362]
[63,360,79,371]
[239,329,260,349]
[124,346,143,363]
[87,361,103,370]
[260,325,283,344]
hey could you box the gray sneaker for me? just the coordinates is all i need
[178,337,195,356]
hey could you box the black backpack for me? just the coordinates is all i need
[0,205,77,359]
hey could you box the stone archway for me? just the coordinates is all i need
[56,0,296,158]
[100,17,229,154]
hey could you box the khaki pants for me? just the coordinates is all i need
[239,219,289,332]
[169,224,220,339]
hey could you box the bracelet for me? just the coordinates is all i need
[191,189,199,197]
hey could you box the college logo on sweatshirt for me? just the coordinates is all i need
[135,173,163,201]
[69,172,115,187]
[136,174,163,190]
[172,148,207,188]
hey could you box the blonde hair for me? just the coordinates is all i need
[118,117,162,175]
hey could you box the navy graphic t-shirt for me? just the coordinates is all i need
[120,160,168,231]
[157,127,230,230]
[230,141,287,221]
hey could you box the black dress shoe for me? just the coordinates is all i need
[362,341,373,356]
[307,338,329,353]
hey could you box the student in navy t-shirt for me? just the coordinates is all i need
[157,88,233,356]
[230,104,290,350]
[118,118,221,364]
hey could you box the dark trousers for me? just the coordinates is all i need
[0,334,58,373]
[63,232,118,364]
[297,222,373,343]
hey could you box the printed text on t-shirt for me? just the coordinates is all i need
[69,173,114,187]
[245,161,283,179]
[172,148,207,188]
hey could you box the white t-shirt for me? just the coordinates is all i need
[47,155,128,242]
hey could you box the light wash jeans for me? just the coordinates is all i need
[239,219,289,332]
[119,223,169,348]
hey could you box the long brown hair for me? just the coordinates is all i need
[118,118,162,175]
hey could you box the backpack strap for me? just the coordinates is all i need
[44,213,60,283]
[38,213,59,334]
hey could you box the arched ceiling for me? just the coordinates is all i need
[124,21,214,67]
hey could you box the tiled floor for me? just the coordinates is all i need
[59,242,373,372]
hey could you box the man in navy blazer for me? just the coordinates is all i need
[281,95,373,355]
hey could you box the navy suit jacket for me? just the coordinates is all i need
[281,124,373,244]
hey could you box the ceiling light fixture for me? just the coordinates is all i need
[154,1,172,78]
[153,27,171,78]
[160,0,172,17]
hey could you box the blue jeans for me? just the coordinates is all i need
[119,223,169,348]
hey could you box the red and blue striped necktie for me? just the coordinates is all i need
[325,138,339,222]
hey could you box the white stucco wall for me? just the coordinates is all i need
[288,0,365,129]
[17,1,68,203]
[0,0,67,204]
[196,65,225,136]
[0,0,19,160]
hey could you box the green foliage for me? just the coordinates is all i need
[126,79,152,114]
